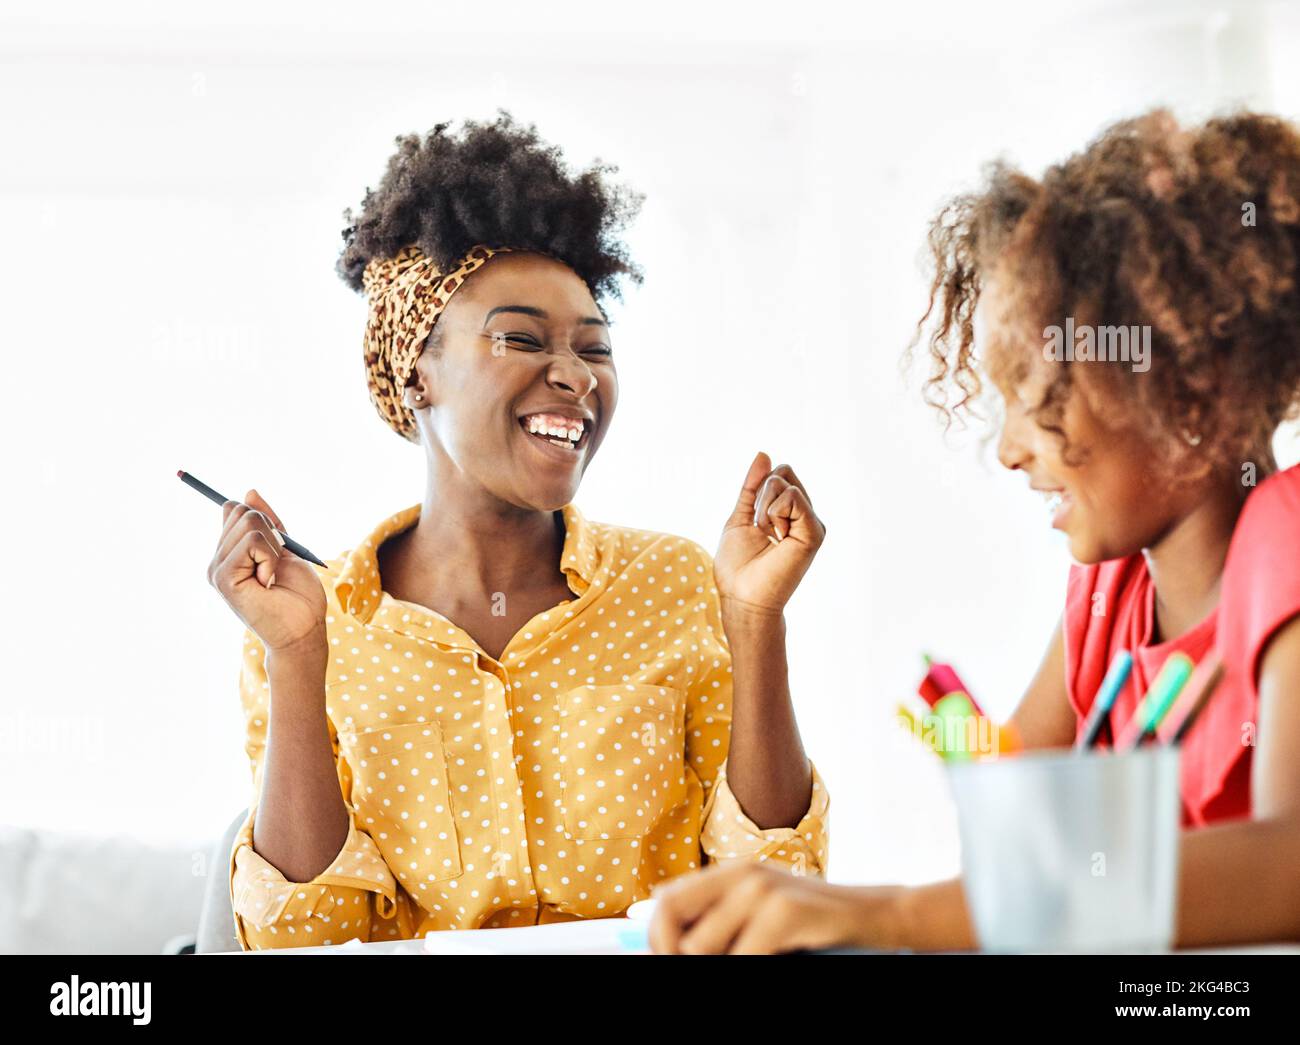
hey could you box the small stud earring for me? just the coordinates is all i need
[414,393,423,402]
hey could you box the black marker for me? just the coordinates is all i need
[177,470,327,567]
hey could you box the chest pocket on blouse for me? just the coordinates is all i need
[337,722,464,886]
[558,684,688,841]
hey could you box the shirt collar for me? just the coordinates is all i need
[335,502,600,623]
[558,502,599,594]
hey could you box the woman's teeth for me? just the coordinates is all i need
[1045,492,1063,516]
[523,413,585,448]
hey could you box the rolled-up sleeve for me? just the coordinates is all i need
[701,762,829,876]
[228,628,399,950]
[682,544,830,878]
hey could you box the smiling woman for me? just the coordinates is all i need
[206,112,830,948]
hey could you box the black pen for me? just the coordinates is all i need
[177,469,327,567]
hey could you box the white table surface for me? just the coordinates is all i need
[231,916,652,955]
[227,921,1300,956]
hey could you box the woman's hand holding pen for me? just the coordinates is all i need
[713,451,826,615]
[207,489,327,656]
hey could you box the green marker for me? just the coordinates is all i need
[1115,652,1194,751]
[934,691,977,761]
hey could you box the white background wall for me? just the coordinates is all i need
[3,0,1298,885]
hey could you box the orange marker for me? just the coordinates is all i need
[1156,652,1225,745]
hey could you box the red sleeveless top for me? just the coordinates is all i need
[1063,463,1300,827]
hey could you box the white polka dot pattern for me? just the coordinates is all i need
[229,502,829,949]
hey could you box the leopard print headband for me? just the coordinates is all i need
[361,243,517,442]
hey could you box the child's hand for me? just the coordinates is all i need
[648,863,897,954]
[713,452,826,614]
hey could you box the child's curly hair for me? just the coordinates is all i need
[911,108,1300,475]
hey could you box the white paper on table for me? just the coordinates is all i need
[421,916,650,955]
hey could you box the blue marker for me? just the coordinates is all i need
[1076,649,1134,750]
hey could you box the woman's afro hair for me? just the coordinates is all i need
[336,110,644,303]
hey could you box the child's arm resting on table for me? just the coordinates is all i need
[649,614,1300,953]
[655,613,1300,956]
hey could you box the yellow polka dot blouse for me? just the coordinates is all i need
[229,502,829,948]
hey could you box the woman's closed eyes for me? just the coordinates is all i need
[487,330,613,359]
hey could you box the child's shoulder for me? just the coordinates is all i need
[1220,462,1300,691]
[1233,462,1300,542]
[1222,461,1300,599]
